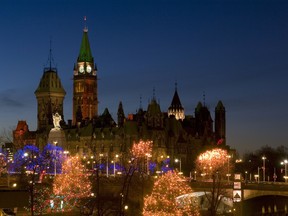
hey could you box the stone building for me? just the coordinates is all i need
[13,25,226,174]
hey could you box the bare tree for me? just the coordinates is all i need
[196,148,233,216]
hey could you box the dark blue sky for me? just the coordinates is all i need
[1,0,288,155]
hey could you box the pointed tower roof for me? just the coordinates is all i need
[195,102,203,113]
[167,83,185,120]
[77,28,93,62]
[35,39,66,95]
[168,89,184,111]
[215,100,225,111]
[35,69,66,95]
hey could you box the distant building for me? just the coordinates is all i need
[13,24,226,174]
[13,120,36,149]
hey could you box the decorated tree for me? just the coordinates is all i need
[196,148,232,179]
[196,148,232,216]
[131,139,153,174]
[117,140,154,215]
[131,140,153,158]
[143,170,199,216]
[33,182,52,215]
[8,145,47,215]
[53,156,92,211]
[0,153,7,176]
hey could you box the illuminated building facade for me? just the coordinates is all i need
[13,25,226,174]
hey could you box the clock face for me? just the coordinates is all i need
[87,65,92,73]
[79,65,84,73]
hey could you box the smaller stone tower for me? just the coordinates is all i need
[35,45,66,131]
[168,84,185,120]
[215,100,226,144]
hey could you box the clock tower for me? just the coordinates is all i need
[73,25,98,125]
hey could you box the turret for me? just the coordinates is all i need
[215,100,226,144]
[117,101,125,127]
[35,44,66,131]
[146,90,163,128]
[195,102,213,137]
[168,85,185,120]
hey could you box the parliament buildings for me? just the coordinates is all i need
[13,25,227,174]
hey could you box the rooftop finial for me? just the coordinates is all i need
[153,87,156,100]
[44,37,56,72]
[140,95,142,109]
[175,80,178,91]
[84,16,88,32]
[203,91,206,107]
[49,38,52,70]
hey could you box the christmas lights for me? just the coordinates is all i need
[143,170,200,216]
[53,156,92,211]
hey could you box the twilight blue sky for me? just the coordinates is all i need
[0,0,288,156]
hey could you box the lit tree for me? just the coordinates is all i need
[196,148,231,179]
[131,140,153,158]
[143,170,200,216]
[196,148,232,216]
[33,182,52,215]
[11,144,56,216]
[53,155,92,211]
[118,140,153,215]
[0,153,7,176]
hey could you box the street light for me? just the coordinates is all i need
[262,156,266,182]
[245,171,248,182]
[115,154,119,176]
[175,158,182,174]
[53,141,58,176]
[281,159,288,183]
[146,153,151,175]
[112,160,115,177]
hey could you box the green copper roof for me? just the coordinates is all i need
[77,29,94,62]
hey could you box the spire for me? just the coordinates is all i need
[78,17,93,62]
[45,37,56,72]
[84,16,88,32]
[139,95,143,110]
[117,101,125,127]
[203,91,206,107]
[169,89,183,110]
[168,84,185,120]
[49,38,52,70]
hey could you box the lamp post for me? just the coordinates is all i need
[281,160,288,183]
[245,171,248,183]
[53,141,58,176]
[115,154,119,176]
[112,160,115,177]
[146,153,151,175]
[175,158,182,174]
[262,156,266,182]
[100,153,109,177]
